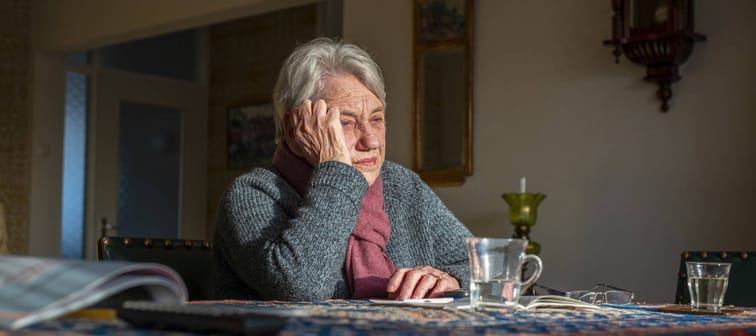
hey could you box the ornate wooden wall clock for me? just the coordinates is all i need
[604,0,705,112]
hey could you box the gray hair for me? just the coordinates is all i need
[272,37,386,143]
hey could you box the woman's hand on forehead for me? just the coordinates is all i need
[287,99,352,166]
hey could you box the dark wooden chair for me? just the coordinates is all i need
[674,251,756,307]
[98,236,214,301]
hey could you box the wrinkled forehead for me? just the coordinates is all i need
[322,74,384,110]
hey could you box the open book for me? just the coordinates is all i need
[517,295,601,310]
[0,254,187,330]
[371,295,600,311]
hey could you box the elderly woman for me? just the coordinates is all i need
[213,37,472,301]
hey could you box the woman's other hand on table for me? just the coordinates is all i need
[386,266,460,300]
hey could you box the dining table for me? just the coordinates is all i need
[14,299,756,335]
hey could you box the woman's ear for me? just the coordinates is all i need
[282,111,293,140]
[282,111,299,154]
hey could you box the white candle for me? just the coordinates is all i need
[520,177,526,193]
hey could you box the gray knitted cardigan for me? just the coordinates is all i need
[212,160,472,300]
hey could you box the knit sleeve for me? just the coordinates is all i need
[215,161,367,300]
[420,187,472,288]
[381,162,472,289]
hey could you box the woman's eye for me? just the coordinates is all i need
[340,120,354,127]
[370,117,384,124]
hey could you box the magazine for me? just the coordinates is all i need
[0,254,187,330]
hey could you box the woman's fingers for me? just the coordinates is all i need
[386,268,409,299]
[425,274,456,298]
[409,273,442,299]
[287,99,350,165]
[313,99,327,118]
[323,106,350,164]
[386,266,460,300]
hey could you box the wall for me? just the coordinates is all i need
[0,0,30,254]
[19,0,756,303]
[345,0,756,303]
[207,5,318,230]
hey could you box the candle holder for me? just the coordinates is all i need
[502,192,546,255]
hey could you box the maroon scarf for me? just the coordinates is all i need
[272,144,395,298]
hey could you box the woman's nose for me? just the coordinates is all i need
[357,133,380,150]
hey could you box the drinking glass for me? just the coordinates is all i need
[686,261,731,311]
[466,238,542,312]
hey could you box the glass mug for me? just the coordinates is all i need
[466,238,543,312]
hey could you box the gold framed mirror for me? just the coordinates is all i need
[413,0,473,186]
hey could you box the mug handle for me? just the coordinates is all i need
[521,254,543,291]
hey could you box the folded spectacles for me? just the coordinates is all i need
[532,283,634,304]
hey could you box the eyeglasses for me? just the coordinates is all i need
[533,283,634,304]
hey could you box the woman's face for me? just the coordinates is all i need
[323,73,386,184]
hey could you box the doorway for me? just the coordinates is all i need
[47,2,342,259]
[86,68,207,258]
[60,29,208,259]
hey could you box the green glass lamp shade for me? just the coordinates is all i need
[502,192,546,255]
[502,193,545,227]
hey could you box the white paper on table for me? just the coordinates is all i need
[369,297,470,309]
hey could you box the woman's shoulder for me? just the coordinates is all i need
[382,160,415,179]
[380,161,457,222]
[231,167,280,186]
[381,160,419,178]
[226,167,294,199]
[381,160,428,193]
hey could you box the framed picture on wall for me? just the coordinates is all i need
[227,103,276,169]
[417,0,468,45]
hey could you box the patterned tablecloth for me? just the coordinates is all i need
[21,300,756,335]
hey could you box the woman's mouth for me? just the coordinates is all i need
[353,157,377,166]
